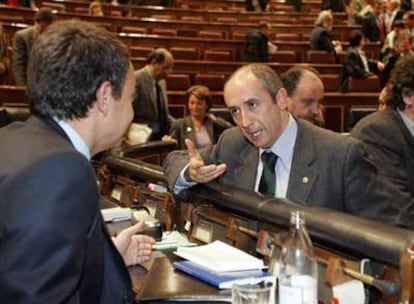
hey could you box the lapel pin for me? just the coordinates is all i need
[302,177,309,184]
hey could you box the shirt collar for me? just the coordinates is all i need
[54,118,91,160]
[260,114,297,166]
[398,110,414,138]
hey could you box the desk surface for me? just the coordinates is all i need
[133,252,231,303]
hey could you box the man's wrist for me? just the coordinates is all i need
[183,167,193,182]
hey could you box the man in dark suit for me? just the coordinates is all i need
[0,20,154,303]
[341,30,384,91]
[133,48,175,141]
[12,7,55,86]
[163,63,414,228]
[351,55,414,199]
[309,10,342,62]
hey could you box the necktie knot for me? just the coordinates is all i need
[261,151,278,170]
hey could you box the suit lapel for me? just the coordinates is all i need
[183,116,197,144]
[143,68,157,112]
[286,121,319,204]
[231,144,259,191]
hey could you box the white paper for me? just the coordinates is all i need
[101,207,132,222]
[174,240,264,272]
[332,280,365,304]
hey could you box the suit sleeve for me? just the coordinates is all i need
[0,152,100,303]
[12,32,28,86]
[343,140,414,228]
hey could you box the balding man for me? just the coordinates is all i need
[281,66,325,127]
[133,48,175,141]
[164,63,414,229]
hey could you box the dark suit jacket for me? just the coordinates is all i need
[351,110,414,199]
[169,115,233,149]
[309,25,335,54]
[133,66,172,140]
[0,116,133,303]
[355,11,380,42]
[341,47,379,91]
[12,26,39,86]
[164,119,414,228]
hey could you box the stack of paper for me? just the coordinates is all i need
[174,240,264,272]
[173,241,273,289]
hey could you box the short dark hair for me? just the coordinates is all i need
[387,55,414,110]
[225,63,282,102]
[28,20,130,120]
[35,7,55,23]
[349,29,364,47]
[281,66,320,96]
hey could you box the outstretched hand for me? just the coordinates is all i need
[185,139,226,183]
[113,221,155,266]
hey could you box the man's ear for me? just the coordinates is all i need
[275,87,288,111]
[96,81,113,115]
[402,88,414,108]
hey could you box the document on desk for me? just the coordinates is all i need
[153,231,196,251]
[174,240,264,272]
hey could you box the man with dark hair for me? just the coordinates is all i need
[351,55,414,199]
[281,66,325,126]
[164,63,414,229]
[12,7,55,86]
[133,48,175,141]
[0,20,154,303]
[341,29,384,91]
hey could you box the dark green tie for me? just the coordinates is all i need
[259,151,278,197]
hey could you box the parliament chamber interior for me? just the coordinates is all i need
[0,0,414,303]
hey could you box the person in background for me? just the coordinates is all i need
[341,29,384,91]
[120,5,133,18]
[351,55,414,199]
[133,48,175,141]
[242,22,277,62]
[0,24,9,84]
[383,30,414,82]
[309,10,342,62]
[356,0,382,42]
[402,10,414,35]
[89,1,104,16]
[384,0,404,33]
[12,7,55,86]
[381,19,406,60]
[169,85,233,149]
[347,0,364,25]
[377,86,389,110]
[163,63,414,229]
[281,66,325,127]
[0,20,155,303]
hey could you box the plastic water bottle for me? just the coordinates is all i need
[278,211,318,304]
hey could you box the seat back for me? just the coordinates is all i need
[348,75,380,92]
[130,46,153,57]
[120,26,147,34]
[170,47,200,60]
[275,33,300,41]
[166,74,191,90]
[320,74,341,92]
[194,74,226,91]
[203,50,232,61]
[198,31,224,40]
[152,28,177,36]
[269,50,296,63]
[306,50,335,63]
